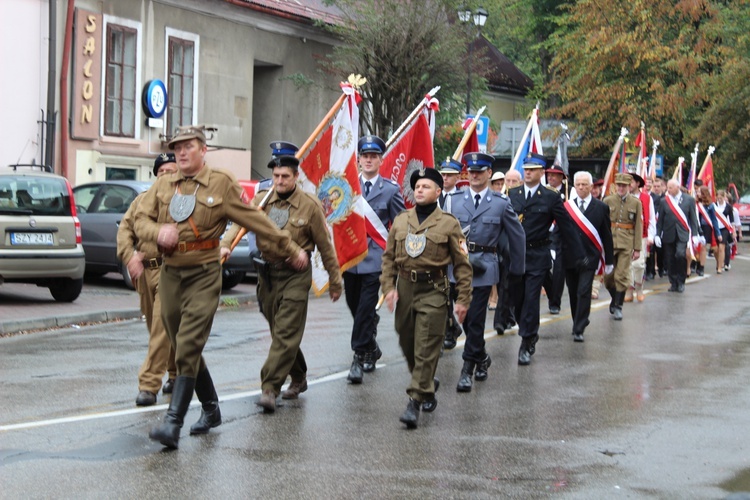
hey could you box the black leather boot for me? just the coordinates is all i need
[613,291,625,321]
[190,368,221,435]
[399,398,420,429]
[149,375,195,449]
[456,361,475,392]
[607,287,617,314]
[347,353,364,384]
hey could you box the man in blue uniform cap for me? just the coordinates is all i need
[447,151,525,391]
[270,141,299,158]
[344,134,405,384]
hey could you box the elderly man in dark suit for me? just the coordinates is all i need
[508,153,585,365]
[446,152,525,391]
[655,179,702,293]
[344,135,406,384]
[563,171,614,342]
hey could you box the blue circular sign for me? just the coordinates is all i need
[143,79,168,118]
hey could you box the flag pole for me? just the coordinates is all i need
[649,139,659,181]
[602,127,628,196]
[509,104,538,170]
[452,105,487,160]
[222,89,353,261]
[385,86,440,149]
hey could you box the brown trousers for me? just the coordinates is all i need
[135,267,176,393]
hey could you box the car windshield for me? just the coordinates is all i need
[0,176,71,216]
[740,191,750,204]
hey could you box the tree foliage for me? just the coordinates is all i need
[547,0,725,160]
[323,0,481,138]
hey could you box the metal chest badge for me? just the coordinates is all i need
[405,228,427,258]
[169,185,198,222]
[268,205,289,229]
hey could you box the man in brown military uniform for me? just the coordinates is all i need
[603,173,642,320]
[381,167,472,429]
[117,153,178,407]
[247,142,342,413]
[135,126,308,449]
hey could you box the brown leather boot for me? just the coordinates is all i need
[281,378,308,400]
[256,388,277,413]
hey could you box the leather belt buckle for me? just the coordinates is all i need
[178,241,187,252]
[467,241,476,252]
[410,270,418,282]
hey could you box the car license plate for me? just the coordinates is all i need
[11,232,53,245]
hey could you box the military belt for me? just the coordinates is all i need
[176,238,220,252]
[612,222,635,230]
[142,257,163,269]
[399,268,446,283]
[467,241,497,253]
[526,238,551,248]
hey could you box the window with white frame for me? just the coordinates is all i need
[102,16,141,138]
[166,29,199,135]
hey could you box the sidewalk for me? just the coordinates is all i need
[0,273,256,335]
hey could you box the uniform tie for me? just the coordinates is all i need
[364,180,372,197]
[526,189,531,201]
[579,199,585,211]
[474,194,481,209]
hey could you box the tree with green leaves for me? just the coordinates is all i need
[323,0,483,138]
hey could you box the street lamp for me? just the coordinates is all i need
[458,7,489,115]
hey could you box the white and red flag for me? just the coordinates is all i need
[298,81,368,292]
[380,92,439,207]
[633,124,648,178]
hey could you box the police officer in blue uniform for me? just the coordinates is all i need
[344,135,406,384]
[508,153,584,366]
[448,152,525,391]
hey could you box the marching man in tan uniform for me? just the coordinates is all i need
[135,126,308,449]
[381,167,472,429]
[248,142,342,413]
[603,173,642,320]
[117,153,178,407]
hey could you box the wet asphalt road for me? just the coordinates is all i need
[2,251,750,498]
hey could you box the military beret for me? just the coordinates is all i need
[614,173,633,185]
[410,167,443,190]
[153,153,175,176]
[593,177,604,186]
[522,153,546,169]
[358,135,386,154]
[269,141,299,157]
[438,157,463,174]
[463,152,494,171]
[267,155,300,169]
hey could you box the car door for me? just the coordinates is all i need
[74,184,139,273]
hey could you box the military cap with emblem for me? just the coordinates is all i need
[593,177,604,186]
[628,172,645,187]
[438,156,463,174]
[410,166,443,190]
[614,173,633,185]
[522,152,547,169]
[545,164,567,178]
[462,152,494,171]
[358,135,386,154]
[168,125,207,149]
[269,141,299,158]
[153,152,175,176]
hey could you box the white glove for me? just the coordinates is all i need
[699,236,706,246]
[692,235,701,247]
[654,236,662,248]
[604,264,614,275]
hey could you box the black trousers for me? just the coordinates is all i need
[343,271,381,353]
[542,248,565,309]
[513,268,548,339]
[565,268,595,335]
[663,240,687,288]
[462,285,492,364]
[493,257,515,329]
